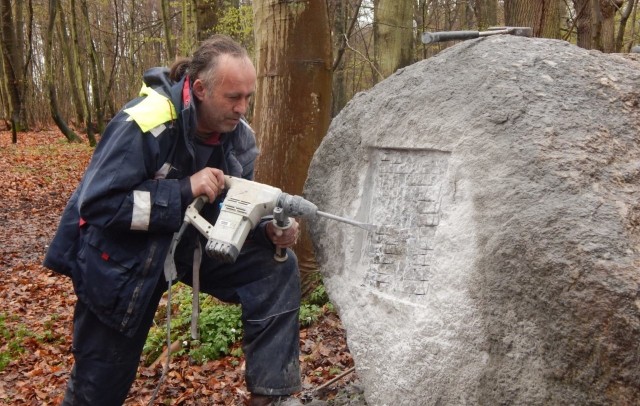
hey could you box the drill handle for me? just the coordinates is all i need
[272,206,292,262]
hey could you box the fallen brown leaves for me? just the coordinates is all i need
[0,130,357,405]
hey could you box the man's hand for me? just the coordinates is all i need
[190,167,225,202]
[266,219,300,249]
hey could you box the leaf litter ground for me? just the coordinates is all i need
[0,130,366,405]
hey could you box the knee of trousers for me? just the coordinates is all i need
[272,248,301,300]
[238,248,301,322]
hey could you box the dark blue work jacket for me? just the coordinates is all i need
[43,68,259,337]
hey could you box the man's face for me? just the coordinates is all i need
[193,54,257,135]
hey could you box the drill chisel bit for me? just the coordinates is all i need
[316,210,377,232]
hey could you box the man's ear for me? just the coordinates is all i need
[192,79,206,101]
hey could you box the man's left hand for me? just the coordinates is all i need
[265,219,300,249]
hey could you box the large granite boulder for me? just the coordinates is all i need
[304,36,640,405]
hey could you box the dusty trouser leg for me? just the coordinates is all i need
[61,272,167,406]
[241,252,301,396]
[184,242,302,396]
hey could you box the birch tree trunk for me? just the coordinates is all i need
[253,0,333,290]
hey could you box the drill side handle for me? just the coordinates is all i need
[272,206,291,262]
[184,196,214,240]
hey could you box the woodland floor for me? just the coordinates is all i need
[0,129,366,405]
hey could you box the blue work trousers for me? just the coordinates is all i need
[61,243,301,405]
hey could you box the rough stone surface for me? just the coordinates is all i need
[304,36,640,406]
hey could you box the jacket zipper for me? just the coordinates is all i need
[121,240,158,331]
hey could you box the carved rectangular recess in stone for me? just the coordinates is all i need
[362,148,450,297]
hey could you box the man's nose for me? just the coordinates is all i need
[234,99,248,115]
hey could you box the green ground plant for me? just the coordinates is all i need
[144,284,243,365]
[0,312,67,372]
[0,314,30,371]
[144,282,332,365]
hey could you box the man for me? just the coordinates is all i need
[44,35,313,406]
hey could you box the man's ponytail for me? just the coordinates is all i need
[169,57,191,82]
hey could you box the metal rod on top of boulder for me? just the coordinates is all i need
[421,26,533,45]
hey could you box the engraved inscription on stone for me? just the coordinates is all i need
[363,148,450,297]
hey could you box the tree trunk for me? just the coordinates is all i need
[46,0,82,143]
[57,1,86,128]
[541,0,563,39]
[373,0,414,79]
[195,0,220,42]
[70,0,95,144]
[474,0,498,30]
[573,0,593,48]
[585,0,624,52]
[161,0,175,60]
[615,0,637,52]
[14,0,27,127]
[504,0,562,38]
[101,1,121,133]
[591,0,604,50]
[454,0,474,29]
[331,0,362,117]
[332,0,347,117]
[253,0,333,292]
[0,52,8,127]
[0,0,26,141]
[79,0,105,134]
[181,0,197,56]
[600,0,623,52]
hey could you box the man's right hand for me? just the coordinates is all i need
[190,167,225,202]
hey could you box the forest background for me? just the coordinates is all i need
[3,0,640,140]
[1,0,640,404]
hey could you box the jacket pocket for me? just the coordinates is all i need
[76,226,141,315]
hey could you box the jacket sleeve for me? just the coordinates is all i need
[76,113,184,233]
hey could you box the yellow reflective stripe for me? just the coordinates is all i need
[123,84,177,133]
